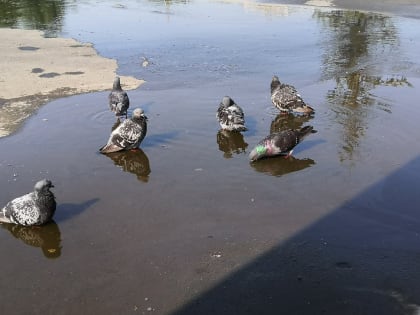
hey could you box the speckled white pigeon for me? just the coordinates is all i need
[271,75,314,115]
[100,108,148,153]
[109,76,130,119]
[216,96,247,132]
[0,179,56,226]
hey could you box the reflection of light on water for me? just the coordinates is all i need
[315,9,414,164]
[305,0,334,7]
[218,0,289,17]
[242,2,289,17]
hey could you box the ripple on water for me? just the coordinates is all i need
[263,104,279,117]
[88,108,119,128]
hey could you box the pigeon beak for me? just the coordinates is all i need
[249,149,258,162]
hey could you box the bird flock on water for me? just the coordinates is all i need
[1,75,316,226]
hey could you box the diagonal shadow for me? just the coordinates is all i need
[171,155,420,315]
[55,198,100,223]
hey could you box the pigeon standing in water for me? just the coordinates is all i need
[0,179,56,226]
[271,76,314,115]
[100,108,148,153]
[216,96,247,132]
[249,126,316,161]
[109,76,130,119]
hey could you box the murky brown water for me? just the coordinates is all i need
[1,1,420,314]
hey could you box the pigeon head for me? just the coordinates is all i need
[221,96,234,107]
[132,108,147,120]
[112,76,122,90]
[34,179,54,192]
[249,144,267,161]
[271,75,281,91]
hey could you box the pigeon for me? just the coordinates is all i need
[109,76,130,119]
[271,75,314,115]
[216,96,247,132]
[249,126,316,161]
[100,108,148,153]
[0,179,56,226]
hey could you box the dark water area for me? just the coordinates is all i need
[1,0,420,314]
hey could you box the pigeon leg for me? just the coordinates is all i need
[285,149,294,159]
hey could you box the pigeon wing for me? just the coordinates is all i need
[100,119,142,153]
[271,130,299,153]
[1,192,40,226]
[272,84,306,110]
[109,91,129,114]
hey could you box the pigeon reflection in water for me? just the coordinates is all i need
[251,156,315,177]
[0,220,61,259]
[105,149,151,182]
[270,113,314,134]
[216,129,248,159]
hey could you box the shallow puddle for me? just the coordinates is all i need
[1,0,420,314]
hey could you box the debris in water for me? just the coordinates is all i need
[142,57,150,67]
[211,252,222,258]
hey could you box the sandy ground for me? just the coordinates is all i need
[0,28,143,138]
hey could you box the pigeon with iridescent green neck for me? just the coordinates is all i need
[249,126,316,161]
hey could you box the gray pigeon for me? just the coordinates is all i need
[100,108,148,153]
[271,76,314,115]
[249,126,316,161]
[109,76,130,119]
[0,179,56,226]
[216,96,247,132]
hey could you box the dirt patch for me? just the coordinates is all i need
[0,28,144,137]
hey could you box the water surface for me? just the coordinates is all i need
[1,1,420,314]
